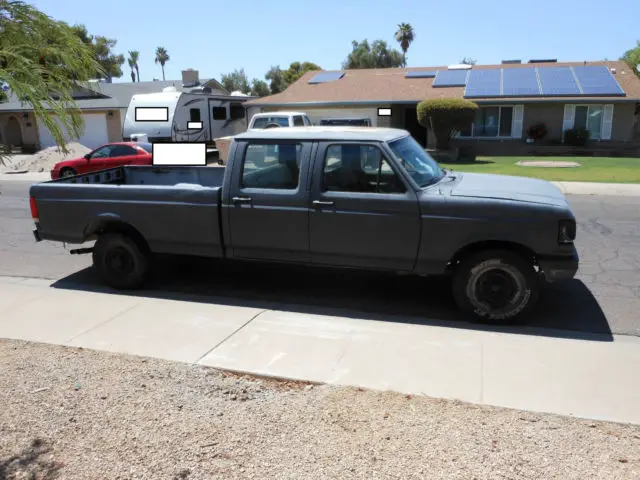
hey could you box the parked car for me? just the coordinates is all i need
[50,142,154,180]
[248,112,312,130]
[29,127,579,323]
[319,117,372,126]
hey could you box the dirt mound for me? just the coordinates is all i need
[11,142,91,172]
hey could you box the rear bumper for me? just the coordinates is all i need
[537,246,579,282]
[33,225,42,242]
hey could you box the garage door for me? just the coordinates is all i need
[37,113,108,150]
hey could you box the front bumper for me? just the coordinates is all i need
[537,245,579,282]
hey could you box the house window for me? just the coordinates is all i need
[459,106,514,137]
[189,108,201,122]
[230,103,245,121]
[212,107,227,120]
[574,105,603,140]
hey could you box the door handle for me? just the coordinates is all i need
[312,200,335,207]
[232,196,252,204]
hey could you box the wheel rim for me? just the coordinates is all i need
[105,247,135,276]
[61,170,74,178]
[475,269,518,309]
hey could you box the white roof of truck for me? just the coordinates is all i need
[235,126,409,142]
[250,111,308,118]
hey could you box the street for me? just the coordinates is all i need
[2,179,640,337]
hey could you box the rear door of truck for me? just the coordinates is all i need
[223,139,312,262]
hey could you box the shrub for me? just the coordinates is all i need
[417,98,478,150]
[564,128,590,146]
[527,123,548,141]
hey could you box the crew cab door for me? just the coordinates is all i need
[103,144,141,168]
[309,142,421,271]
[225,139,311,262]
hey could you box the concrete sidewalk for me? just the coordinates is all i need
[1,275,639,425]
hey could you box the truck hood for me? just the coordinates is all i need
[448,172,568,207]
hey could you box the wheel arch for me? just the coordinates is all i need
[84,215,150,254]
[448,240,537,272]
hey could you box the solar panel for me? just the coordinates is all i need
[405,70,437,78]
[572,66,625,96]
[432,69,468,87]
[308,71,345,84]
[502,67,541,96]
[537,66,581,95]
[464,69,502,97]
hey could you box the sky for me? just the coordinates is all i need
[32,0,640,84]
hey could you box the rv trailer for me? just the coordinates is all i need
[122,87,255,144]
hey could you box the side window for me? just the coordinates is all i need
[303,115,312,126]
[110,145,138,157]
[90,146,113,159]
[241,142,301,190]
[230,103,245,121]
[323,144,406,194]
[212,107,227,120]
[189,108,201,122]
[293,115,305,126]
[251,117,268,129]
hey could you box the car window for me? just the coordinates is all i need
[303,115,312,126]
[293,115,305,127]
[109,145,138,157]
[241,143,302,189]
[190,108,201,122]
[212,107,226,120]
[323,144,405,194]
[90,146,114,159]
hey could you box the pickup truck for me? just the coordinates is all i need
[29,127,579,323]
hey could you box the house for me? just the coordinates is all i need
[245,60,640,155]
[0,69,225,152]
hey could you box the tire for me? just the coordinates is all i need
[60,167,76,178]
[452,249,539,324]
[92,233,149,289]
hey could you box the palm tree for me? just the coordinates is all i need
[154,47,170,81]
[127,58,136,82]
[128,50,140,82]
[395,23,415,68]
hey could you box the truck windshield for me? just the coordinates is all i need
[388,135,445,188]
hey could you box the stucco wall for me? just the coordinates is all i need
[522,103,564,140]
[105,110,123,142]
[0,112,39,151]
[610,103,634,142]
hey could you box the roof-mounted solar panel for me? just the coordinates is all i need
[502,67,542,96]
[538,66,581,95]
[405,70,437,78]
[308,71,345,84]
[572,65,625,96]
[432,69,469,87]
[464,69,502,97]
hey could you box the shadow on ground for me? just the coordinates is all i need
[0,438,62,480]
[51,255,613,342]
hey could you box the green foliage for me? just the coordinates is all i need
[621,40,640,79]
[394,23,415,67]
[154,47,169,81]
[342,40,404,69]
[70,24,124,79]
[265,65,287,94]
[417,98,478,149]
[527,123,548,141]
[250,78,270,97]
[0,0,104,163]
[127,57,135,82]
[127,50,139,82]
[283,61,321,85]
[221,68,250,94]
[563,128,590,146]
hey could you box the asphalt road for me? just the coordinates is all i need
[2,179,639,338]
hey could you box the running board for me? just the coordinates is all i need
[70,247,94,255]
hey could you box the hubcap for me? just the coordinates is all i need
[105,247,135,275]
[475,269,518,309]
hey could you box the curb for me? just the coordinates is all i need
[553,181,640,197]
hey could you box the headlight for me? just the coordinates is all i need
[558,219,576,244]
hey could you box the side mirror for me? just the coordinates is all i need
[84,153,91,160]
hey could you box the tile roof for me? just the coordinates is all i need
[247,61,640,106]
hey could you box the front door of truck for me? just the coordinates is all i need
[309,142,421,271]
[226,140,311,262]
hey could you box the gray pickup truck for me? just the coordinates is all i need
[29,127,579,323]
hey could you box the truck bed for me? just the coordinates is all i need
[30,166,226,258]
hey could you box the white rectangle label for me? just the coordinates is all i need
[187,121,203,130]
[152,143,207,166]
[135,107,169,122]
[378,108,392,116]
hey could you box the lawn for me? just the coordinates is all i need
[436,156,640,183]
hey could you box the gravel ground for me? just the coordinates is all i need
[1,339,639,480]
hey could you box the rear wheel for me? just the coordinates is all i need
[92,233,149,289]
[60,167,76,178]
[452,249,539,323]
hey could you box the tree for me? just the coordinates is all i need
[621,40,640,79]
[265,65,287,94]
[127,58,136,82]
[460,57,476,65]
[342,40,404,69]
[221,68,250,94]
[282,61,321,85]
[395,23,415,68]
[69,24,124,80]
[0,0,103,163]
[128,50,140,82]
[250,78,270,97]
[154,46,169,81]
[417,98,478,150]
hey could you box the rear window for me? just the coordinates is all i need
[252,116,290,129]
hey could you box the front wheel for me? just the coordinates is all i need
[452,250,539,323]
[92,233,149,289]
[60,167,76,178]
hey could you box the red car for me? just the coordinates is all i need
[50,142,153,179]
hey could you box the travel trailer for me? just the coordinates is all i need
[122,86,256,144]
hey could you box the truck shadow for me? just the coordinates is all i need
[51,255,613,342]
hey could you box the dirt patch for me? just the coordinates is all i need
[517,160,581,168]
[8,142,90,173]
